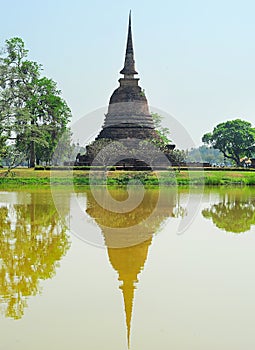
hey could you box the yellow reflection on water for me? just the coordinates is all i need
[202,188,255,233]
[85,187,178,347]
[1,187,255,349]
[0,187,182,346]
[108,239,152,348]
[86,187,177,247]
[0,191,70,319]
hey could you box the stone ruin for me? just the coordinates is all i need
[76,12,175,169]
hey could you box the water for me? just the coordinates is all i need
[0,187,255,349]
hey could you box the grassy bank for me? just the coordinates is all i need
[0,168,255,187]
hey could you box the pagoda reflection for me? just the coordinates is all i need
[86,187,179,347]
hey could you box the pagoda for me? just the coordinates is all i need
[95,12,158,140]
[76,12,174,167]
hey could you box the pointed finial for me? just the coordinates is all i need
[120,11,138,78]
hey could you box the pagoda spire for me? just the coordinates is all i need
[120,11,138,78]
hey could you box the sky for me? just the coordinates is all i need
[1,0,255,148]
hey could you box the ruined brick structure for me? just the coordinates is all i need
[76,13,174,167]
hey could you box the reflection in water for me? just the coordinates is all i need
[202,189,255,233]
[86,188,181,247]
[108,240,151,348]
[86,188,180,347]
[0,191,70,319]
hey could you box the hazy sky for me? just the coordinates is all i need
[1,0,255,147]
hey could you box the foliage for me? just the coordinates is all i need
[187,145,228,165]
[165,149,187,166]
[45,128,83,165]
[202,119,255,166]
[150,113,186,166]
[0,37,71,168]
[1,144,26,175]
[151,113,171,148]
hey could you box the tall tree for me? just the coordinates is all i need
[0,37,71,167]
[202,119,255,166]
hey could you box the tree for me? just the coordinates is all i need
[151,112,171,148]
[202,119,255,167]
[166,149,187,166]
[187,145,227,165]
[0,37,71,167]
[51,128,84,165]
[151,113,187,166]
[1,144,26,175]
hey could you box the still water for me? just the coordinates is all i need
[0,187,255,349]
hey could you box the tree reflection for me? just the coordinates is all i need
[86,187,181,347]
[202,190,255,233]
[0,191,70,319]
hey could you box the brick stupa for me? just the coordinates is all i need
[96,12,158,140]
[76,13,174,167]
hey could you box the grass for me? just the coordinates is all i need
[0,168,255,187]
